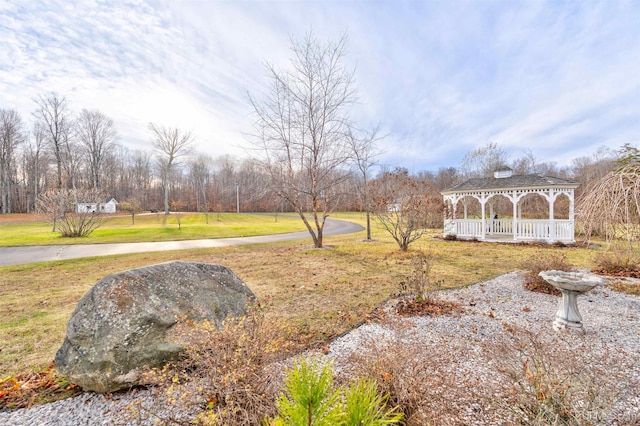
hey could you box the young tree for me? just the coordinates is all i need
[76,109,118,189]
[348,126,381,241]
[170,200,186,229]
[249,33,356,248]
[119,198,141,224]
[369,168,443,251]
[149,123,194,215]
[0,109,26,214]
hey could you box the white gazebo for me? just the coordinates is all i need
[441,168,580,244]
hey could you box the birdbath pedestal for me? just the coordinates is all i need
[538,270,604,333]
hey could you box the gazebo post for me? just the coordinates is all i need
[549,189,556,243]
[569,190,575,241]
[481,195,487,240]
[488,202,494,234]
[512,191,518,241]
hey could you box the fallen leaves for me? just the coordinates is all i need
[396,298,462,317]
[0,364,80,410]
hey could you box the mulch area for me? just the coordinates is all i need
[396,297,462,317]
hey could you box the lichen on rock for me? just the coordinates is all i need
[55,261,257,393]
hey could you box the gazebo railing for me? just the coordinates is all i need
[516,219,574,241]
[453,219,575,242]
[516,220,550,239]
[455,219,483,237]
[554,220,574,241]
[487,219,513,235]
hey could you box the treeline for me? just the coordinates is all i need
[0,93,629,215]
[0,93,365,215]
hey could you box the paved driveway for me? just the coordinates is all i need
[0,218,364,266]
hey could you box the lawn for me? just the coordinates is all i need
[0,212,306,246]
[0,216,598,377]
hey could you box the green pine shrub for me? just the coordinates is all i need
[270,358,402,426]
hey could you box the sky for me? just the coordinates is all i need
[1,0,639,172]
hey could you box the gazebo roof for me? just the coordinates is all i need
[441,174,580,194]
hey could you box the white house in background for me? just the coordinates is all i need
[76,197,118,214]
[440,168,580,244]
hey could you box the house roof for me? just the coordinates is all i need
[441,174,580,194]
[77,198,118,204]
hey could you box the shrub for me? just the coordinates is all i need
[37,188,107,237]
[271,359,342,426]
[405,249,438,301]
[610,280,640,296]
[342,326,482,425]
[521,252,572,296]
[270,358,402,426]
[396,250,461,317]
[344,378,403,426]
[593,245,640,278]
[134,305,298,425]
[493,329,629,426]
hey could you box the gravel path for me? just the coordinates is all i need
[2,271,639,425]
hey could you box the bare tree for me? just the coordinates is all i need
[149,123,194,215]
[32,93,72,189]
[460,142,509,179]
[369,168,443,251]
[434,167,460,191]
[577,144,640,247]
[348,126,381,240]
[76,109,118,189]
[189,153,213,223]
[130,149,153,211]
[37,188,107,237]
[23,123,48,213]
[249,33,356,248]
[511,150,537,175]
[0,109,26,214]
[237,158,272,212]
[61,128,82,190]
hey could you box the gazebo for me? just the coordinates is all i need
[440,168,580,244]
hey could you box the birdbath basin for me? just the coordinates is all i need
[538,270,604,332]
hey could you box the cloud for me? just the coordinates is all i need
[0,0,638,173]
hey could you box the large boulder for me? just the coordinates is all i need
[55,261,257,393]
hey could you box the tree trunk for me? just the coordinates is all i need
[297,210,320,248]
[163,170,170,215]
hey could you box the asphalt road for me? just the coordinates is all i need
[0,218,364,266]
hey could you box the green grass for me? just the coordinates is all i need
[0,213,306,246]
[0,217,604,378]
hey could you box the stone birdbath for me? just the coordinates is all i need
[538,270,604,333]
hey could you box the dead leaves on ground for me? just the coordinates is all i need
[396,298,462,317]
[0,364,80,410]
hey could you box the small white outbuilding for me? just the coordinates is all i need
[76,197,118,214]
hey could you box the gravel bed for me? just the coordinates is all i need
[2,271,639,425]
